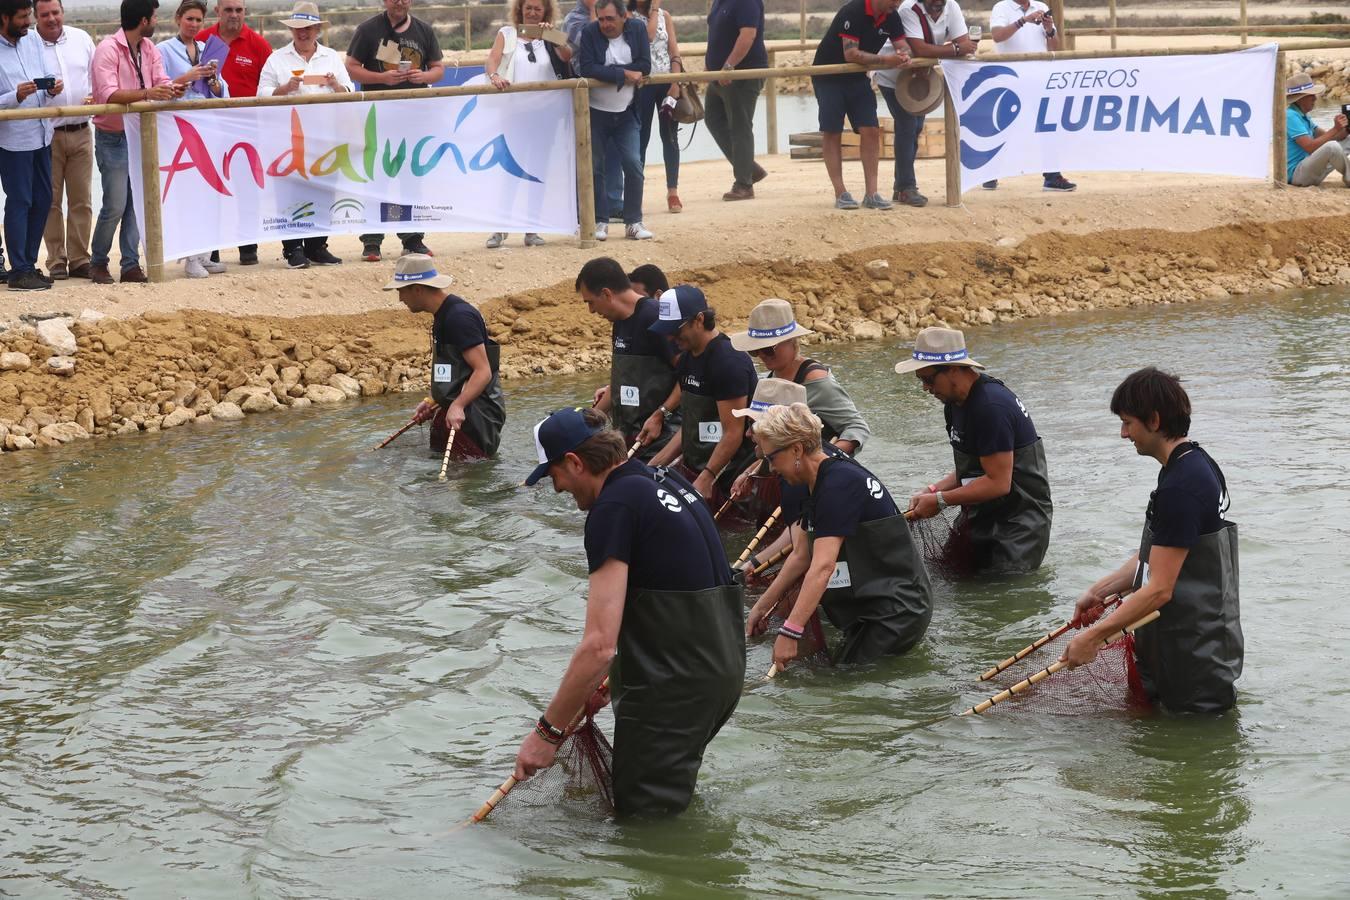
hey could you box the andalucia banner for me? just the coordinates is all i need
[940,43,1276,193]
[126,89,577,260]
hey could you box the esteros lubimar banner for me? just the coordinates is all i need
[940,44,1277,193]
[127,88,576,260]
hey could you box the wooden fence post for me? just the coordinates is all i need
[1109,0,1117,49]
[766,49,779,155]
[800,0,806,44]
[1273,50,1287,186]
[573,83,597,248]
[464,3,473,51]
[138,111,165,284]
[1240,0,1249,45]
[943,88,960,207]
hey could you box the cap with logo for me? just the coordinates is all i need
[647,285,708,335]
[382,253,455,291]
[893,326,987,374]
[524,407,608,486]
[732,376,808,419]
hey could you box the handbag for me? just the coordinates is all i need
[672,80,704,125]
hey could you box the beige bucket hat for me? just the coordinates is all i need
[893,326,986,374]
[279,1,326,28]
[729,298,815,352]
[896,67,945,116]
[732,377,808,419]
[1285,73,1327,104]
[382,253,455,291]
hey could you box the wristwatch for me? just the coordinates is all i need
[935,491,950,511]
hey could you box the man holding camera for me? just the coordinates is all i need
[1285,73,1350,188]
[986,0,1075,192]
[90,0,182,284]
[0,0,62,291]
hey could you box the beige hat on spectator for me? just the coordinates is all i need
[1285,73,1327,104]
[732,377,808,419]
[382,253,455,291]
[893,326,986,374]
[279,1,327,28]
[896,68,945,116]
[729,298,815,352]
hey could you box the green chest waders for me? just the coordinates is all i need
[610,352,677,460]
[951,438,1053,574]
[679,391,755,487]
[1131,521,1243,713]
[431,336,506,456]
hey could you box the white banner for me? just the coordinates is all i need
[940,44,1277,193]
[127,88,577,260]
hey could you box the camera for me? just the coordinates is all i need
[33,76,56,91]
[1341,103,1350,119]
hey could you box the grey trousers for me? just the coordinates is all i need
[1291,141,1350,187]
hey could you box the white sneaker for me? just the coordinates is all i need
[202,257,226,274]
[485,232,506,249]
[184,256,209,279]
[595,223,608,242]
[625,222,653,240]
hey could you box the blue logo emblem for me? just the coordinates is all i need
[958,65,1021,170]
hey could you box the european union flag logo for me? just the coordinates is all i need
[380,203,412,223]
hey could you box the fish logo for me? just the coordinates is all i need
[958,65,1021,170]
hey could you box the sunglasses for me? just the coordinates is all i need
[525,42,536,62]
[758,444,791,463]
[752,344,782,358]
[916,367,948,386]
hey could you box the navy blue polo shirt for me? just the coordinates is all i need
[779,443,849,525]
[613,296,677,365]
[812,0,906,69]
[945,374,1039,457]
[677,333,758,402]
[1149,443,1226,549]
[585,460,730,591]
[706,0,768,70]
[803,458,899,537]
[434,294,489,352]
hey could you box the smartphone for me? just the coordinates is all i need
[33,76,56,91]
[519,23,544,38]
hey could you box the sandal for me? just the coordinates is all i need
[667,192,683,213]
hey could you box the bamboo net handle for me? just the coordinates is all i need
[437,428,456,482]
[960,610,1160,717]
[977,594,1125,681]
[732,506,782,569]
[713,498,734,522]
[469,676,611,823]
[765,663,780,680]
[626,437,643,459]
[374,416,419,450]
[752,544,791,576]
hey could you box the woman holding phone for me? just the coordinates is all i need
[158,0,228,279]
[483,0,570,249]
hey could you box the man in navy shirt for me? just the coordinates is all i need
[1064,367,1242,713]
[810,0,909,210]
[705,0,767,200]
[515,407,743,816]
[387,254,505,457]
[576,256,678,458]
[899,326,1053,574]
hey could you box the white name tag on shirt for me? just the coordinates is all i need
[960,476,977,486]
[1135,559,1150,585]
[619,385,640,407]
[433,363,453,383]
[698,421,722,443]
[827,561,852,589]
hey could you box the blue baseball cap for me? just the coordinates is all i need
[648,285,708,335]
[524,407,607,486]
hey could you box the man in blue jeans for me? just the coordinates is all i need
[577,0,652,242]
[0,0,60,292]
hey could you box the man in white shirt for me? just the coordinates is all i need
[35,0,93,280]
[879,0,974,206]
[986,0,1075,191]
[258,1,352,269]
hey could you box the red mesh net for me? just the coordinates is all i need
[975,630,1149,716]
[908,508,975,580]
[491,689,615,817]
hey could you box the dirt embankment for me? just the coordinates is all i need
[4,215,1349,452]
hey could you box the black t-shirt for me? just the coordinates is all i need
[433,295,488,351]
[945,374,1039,457]
[677,333,758,401]
[706,0,768,70]
[613,296,677,365]
[803,458,898,538]
[585,461,730,591]
[812,0,905,68]
[1149,443,1226,549]
[347,14,443,89]
[780,443,848,524]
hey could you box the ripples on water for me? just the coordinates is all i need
[2,290,1349,897]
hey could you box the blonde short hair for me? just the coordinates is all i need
[753,402,822,455]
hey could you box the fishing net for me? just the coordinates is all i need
[977,629,1149,716]
[908,507,975,580]
[492,687,615,817]
[753,579,832,667]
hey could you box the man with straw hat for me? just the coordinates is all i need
[897,326,1052,574]
[516,406,743,816]
[1284,71,1350,188]
[259,1,352,270]
[385,254,505,458]
[640,284,759,502]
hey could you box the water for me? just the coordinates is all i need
[3,289,1350,897]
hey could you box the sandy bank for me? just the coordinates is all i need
[3,152,1350,451]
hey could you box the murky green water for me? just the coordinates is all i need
[3,289,1349,898]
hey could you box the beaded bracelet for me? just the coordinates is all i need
[535,715,565,745]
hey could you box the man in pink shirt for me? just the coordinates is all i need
[89,0,182,284]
